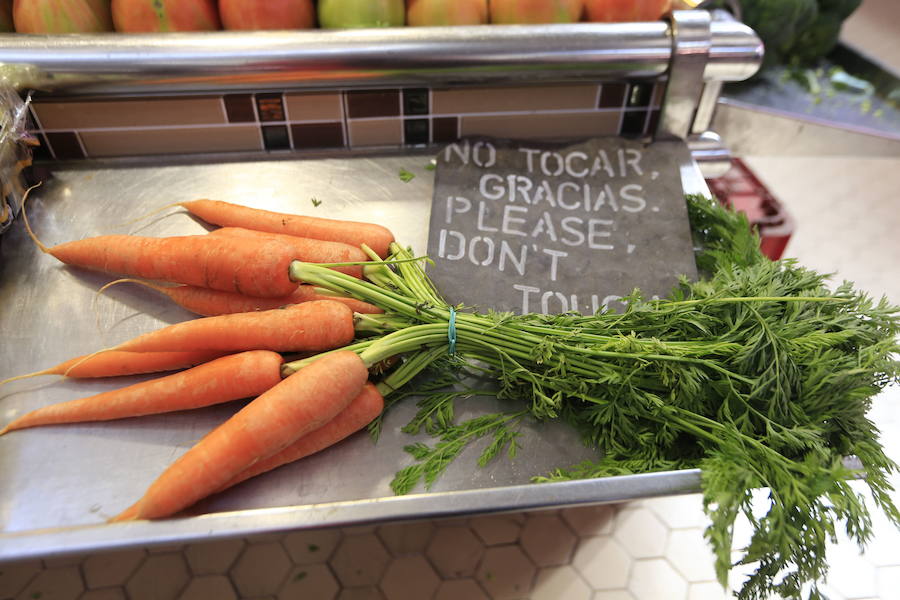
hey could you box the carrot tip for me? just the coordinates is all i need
[0,370,50,386]
[0,426,10,436]
[109,503,141,523]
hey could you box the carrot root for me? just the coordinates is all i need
[110,350,369,521]
[220,382,384,491]
[1,351,284,434]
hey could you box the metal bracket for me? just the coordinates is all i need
[657,10,713,141]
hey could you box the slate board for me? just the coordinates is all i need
[426,137,698,314]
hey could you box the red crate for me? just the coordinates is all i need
[706,159,794,261]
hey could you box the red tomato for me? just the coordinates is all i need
[218,0,314,30]
[584,0,672,22]
[111,0,221,32]
[13,0,113,33]
[489,0,583,24]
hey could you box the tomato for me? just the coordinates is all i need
[318,0,404,29]
[584,0,672,22]
[218,0,314,30]
[13,0,113,33]
[489,0,584,24]
[111,0,220,32]
[407,0,488,26]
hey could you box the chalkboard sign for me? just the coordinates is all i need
[426,137,698,314]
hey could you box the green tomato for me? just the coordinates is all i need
[318,0,405,29]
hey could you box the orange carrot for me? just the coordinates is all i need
[100,278,383,317]
[28,223,299,297]
[112,300,355,353]
[111,350,369,521]
[0,350,229,386]
[0,351,283,435]
[209,227,367,278]
[220,382,384,491]
[181,198,395,258]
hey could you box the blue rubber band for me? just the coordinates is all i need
[447,307,457,355]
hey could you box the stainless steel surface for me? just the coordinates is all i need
[0,152,711,560]
[691,80,723,134]
[687,130,733,178]
[713,42,900,156]
[713,98,900,156]
[0,20,761,95]
[658,10,712,140]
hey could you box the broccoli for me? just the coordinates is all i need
[716,0,862,68]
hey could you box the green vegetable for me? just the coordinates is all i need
[398,168,416,183]
[286,195,899,600]
[720,0,861,67]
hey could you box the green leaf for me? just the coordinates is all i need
[398,168,415,183]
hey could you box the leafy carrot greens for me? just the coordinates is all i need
[287,194,900,600]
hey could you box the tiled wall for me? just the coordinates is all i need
[27,81,666,161]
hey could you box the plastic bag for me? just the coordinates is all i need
[0,85,39,236]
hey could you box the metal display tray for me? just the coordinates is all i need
[0,152,709,562]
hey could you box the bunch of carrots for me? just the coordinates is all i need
[1,195,415,522]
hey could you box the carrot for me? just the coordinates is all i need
[25,203,299,297]
[0,349,229,386]
[111,300,355,353]
[99,279,383,317]
[181,199,395,258]
[219,382,384,491]
[110,350,369,521]
[0,351,283,435]
[209,227,367,278]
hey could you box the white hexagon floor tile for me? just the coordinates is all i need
[184,538,245,575]
[665,529,718,583]
[336,586,386,600]
[877,565,900,600]
[82,549,145,589]
[433,579,490,600]
[590,591,636,600]
[530,565,592,600]
[470,514,523,546]
[379,555,440,600]
[613,508,669,559]
[827,539,878,599]
[687,581,729,600]
[14,566,83,600]
[177,574,237,600]
[561,505,618,538]
[126,554,190,600]
[642,494,709,530]
[376,521,435,557]
[228,542,292,598]
[282,529,342,565]
[628,559,688,600]
[0,559,42,597]
[520,514,577,567]
[476,545,536,599]
[572,536,632,591]
[277,564,338,600]
[329,533,390,588]
[425,525,485,579]
[80,589,127,600]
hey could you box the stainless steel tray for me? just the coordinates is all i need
[0,152,708,561]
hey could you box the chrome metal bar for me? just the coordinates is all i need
[657,10,712,140]
[0,20,761,96]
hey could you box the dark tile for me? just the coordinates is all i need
[44,131,85,160]
[291,122,345,149]
[256,93,286,122]
[598,83,628,108]
[403,88,429,116]
[620,110,649,137]
[31,132,53,162]
[346,90,400,119]
[432,117,458,143]
[627,82,654,108]
[262,125,291,150]
[404,118,429,146]
[646,109,662,136]
[224,94,257,123]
